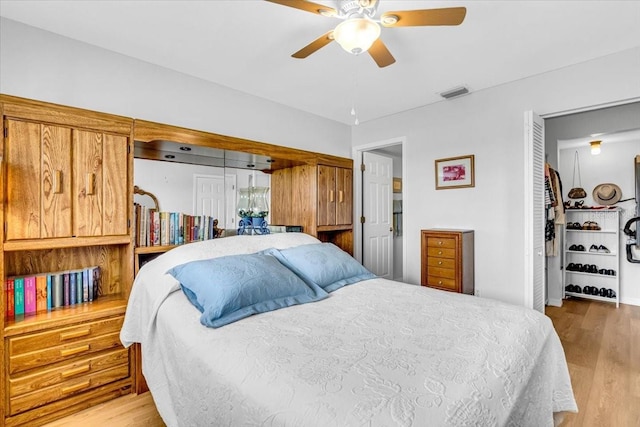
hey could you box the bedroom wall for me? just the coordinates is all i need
[351,47,640,307]
[0,18,351,157]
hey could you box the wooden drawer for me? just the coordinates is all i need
[9,332,123,375]
[9,348,129,398]
[426,266,456,279]
[427,257,455,269]
[426,275,457,291]
[8,316,123,356]
[9,364,129,416]
[426,247,456,259]
[426,237,456,249]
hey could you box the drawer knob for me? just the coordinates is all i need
[438,251,443,255]
[60,344,90,358]
[438,261,442,265]
[438,280,443,285]
[61,364,91,378]
[60,329,91,341]
[61,380,91,394]
[438,241,443,245]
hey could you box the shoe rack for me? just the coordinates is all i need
[563,208,620,307]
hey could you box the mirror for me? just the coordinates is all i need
[133,140,276,237]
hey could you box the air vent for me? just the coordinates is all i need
[439,85,470,100]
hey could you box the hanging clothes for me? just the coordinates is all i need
[545,164,565,256]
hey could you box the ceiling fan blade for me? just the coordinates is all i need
[381,7,466,27]
[368,38,395,68]
[265,0,337,16]
[292,31,334,59]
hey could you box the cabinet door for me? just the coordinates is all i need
[5,120,72,240]
[41,124,73,238]
[317,165,336,226]
[102,134,128,236]
[73,130,103,237]
[336,167,352,225]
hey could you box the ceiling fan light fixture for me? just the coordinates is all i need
[333,18,381,55]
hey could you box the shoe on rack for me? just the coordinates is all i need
[576,245,585,252]
[597,245,610,253]
[569,244,578,251]
[589,244,599,252]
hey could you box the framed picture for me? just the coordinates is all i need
[435,154,475,190]
[393,178,402,193]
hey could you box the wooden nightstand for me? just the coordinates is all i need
[421,229,474,294]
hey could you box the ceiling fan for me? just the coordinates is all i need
[265,0,466,68]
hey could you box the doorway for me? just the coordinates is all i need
[353,137,406,281]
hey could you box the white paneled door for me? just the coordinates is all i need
[524,111,546,312]
[362,151,393,278]
[194,174,225,223]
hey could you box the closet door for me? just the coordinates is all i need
[524,111,545,313]
[317,165,336,226]
[336,167,353,225]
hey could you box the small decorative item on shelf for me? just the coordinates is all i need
[237,187,270,235]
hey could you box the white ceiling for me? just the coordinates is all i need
[1,1,639,125]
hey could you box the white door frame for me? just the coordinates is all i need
[352,136,407,282]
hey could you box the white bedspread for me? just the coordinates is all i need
[121,234,577,427]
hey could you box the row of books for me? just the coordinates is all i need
[4,266,102,319]
[134,204,223,247]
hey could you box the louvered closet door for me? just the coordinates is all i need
[524,111,545,313]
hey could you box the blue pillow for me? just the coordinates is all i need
[167,253,328,328]
[266,243,376,292]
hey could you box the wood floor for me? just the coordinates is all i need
[43,299,639,427]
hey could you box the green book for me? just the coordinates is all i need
[14,277,24,315]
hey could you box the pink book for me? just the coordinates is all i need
[24,276,37,315]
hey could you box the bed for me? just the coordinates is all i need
[120,233,577,426]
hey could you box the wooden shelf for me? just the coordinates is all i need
[3,236,131,252]
[134,245,178,255]
[3,294,127,337]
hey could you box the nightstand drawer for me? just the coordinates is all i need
[427,257,455,269]
[426,237,456,249]
[8,332,123,375]
[426,247,456,258]
[9,348,128,398]
[426,275,457,290]
[9,363,129,416]
[8,316,123,357]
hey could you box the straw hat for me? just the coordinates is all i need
[592,183,622,205]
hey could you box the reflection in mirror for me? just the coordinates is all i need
[134,143,272,235]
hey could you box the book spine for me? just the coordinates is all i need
[169,212,175,245]
[52,274,63,308]
[14,277,24,316]
[6,278,15,319]
[160,212,169,246]
[46,274,52,311]
[63,273,70,306]
[76,271,83,303]
[83,269,89,302]
[24,276,36,315]
[69,272,76,306]
[153,211,160,246]
[36,275,47,312]
[178,213,184,244]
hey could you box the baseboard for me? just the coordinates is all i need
[620,296,640,307]
[547,298,563,307]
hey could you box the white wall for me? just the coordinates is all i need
[352,47,640,307]
[557,138,640,305]
[0,18,351,157]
